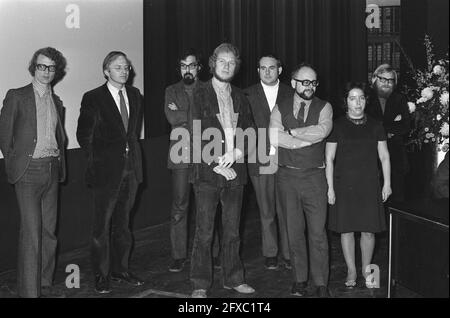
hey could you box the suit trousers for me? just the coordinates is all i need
[250,174,290,259]
[276,166,329,286]
[91,157,139,277]
[14,157,59,298]
[190,183,244,290]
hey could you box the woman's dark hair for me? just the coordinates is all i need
[341,82,370,111]
[28,47,67,84]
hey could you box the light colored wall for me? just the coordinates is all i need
[0,0,143,157]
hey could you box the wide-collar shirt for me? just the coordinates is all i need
[32,79,59,158]
[212,77,235,152]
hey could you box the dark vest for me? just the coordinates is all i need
[278,96,327,169]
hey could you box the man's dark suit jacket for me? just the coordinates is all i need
[191,80,255,187]
[76,83,143,187]
[0,83,66,184]
[367,90,411,175]
[366,90,411,142]
[164,80,205,169]
[244,82,293,176]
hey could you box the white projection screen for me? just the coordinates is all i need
[0,0,144,158]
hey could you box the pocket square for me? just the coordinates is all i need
[394,115,402,122]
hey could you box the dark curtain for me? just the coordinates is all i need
[144,0,367,137]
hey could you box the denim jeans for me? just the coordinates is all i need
[170,168,191,260]
[190,183,244,290]
[14,157,60,298]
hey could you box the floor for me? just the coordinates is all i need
[0,188,420,299]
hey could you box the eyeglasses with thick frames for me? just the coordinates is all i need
[36,64,56,72]
[180,63,198,70]
[292,78,319,87]
[376,76,395,85]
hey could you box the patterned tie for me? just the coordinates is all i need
[297,101,306,123]
[119,90,128,132]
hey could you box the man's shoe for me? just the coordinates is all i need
[213,257,221,270]
[316,285,330,298]
[264,257,278,270]
[283,259,292,270]
[224,284,255,294]
[168,259,186,273]
[95,275,111,294]
[111,272,144,286]
[41,286,66,298]
[191,289,207,298]
[291,281,308,297]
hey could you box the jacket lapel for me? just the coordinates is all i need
[256,84,271,119]
[24,84,38,138]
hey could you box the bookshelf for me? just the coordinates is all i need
[367,5,401,82]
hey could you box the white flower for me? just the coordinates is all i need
[407,102,416,113]
[440,92,449,105]
[437,114,442,120]
[440,122,449,137]
[421,87,434,101]
[433,65,445,75]
[424,127,429,132]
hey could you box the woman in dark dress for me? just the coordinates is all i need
[325,82,392,288]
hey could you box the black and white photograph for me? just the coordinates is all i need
[0,0,448,305]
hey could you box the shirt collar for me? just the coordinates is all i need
[107,81,126,95]
[32,79,51,97]
[212,77,231,94]
[260,79,279,90]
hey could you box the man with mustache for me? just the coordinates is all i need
[366,64,411,202]
[269,63,333,297]
[164,49,206,273]
[190,43,256,298]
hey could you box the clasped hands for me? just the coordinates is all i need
[168,102,178,111]
[212,149,243,181]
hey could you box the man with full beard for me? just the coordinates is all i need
[190,43,256,298]
[164,49,205,273]
[366,64,411,202]
[269,63,333,297]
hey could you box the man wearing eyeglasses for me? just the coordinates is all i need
[269,63,333,298]
[76,51,144,294]
[164,49,206,273]
[367,64,411,202]
[244,54,293,271]
[0,47,67,298]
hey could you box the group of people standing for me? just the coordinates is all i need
[0,42,411,298]
[164,44,410,298]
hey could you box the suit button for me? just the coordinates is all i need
[33,139,37,143]
[221,140,224,143]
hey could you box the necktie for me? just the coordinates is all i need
[297,101,306,123]
[119,90,128,132]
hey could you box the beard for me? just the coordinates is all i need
[297,89,315,101]
[214,69,234,83]
[182,73,195,85]
[376,85,393,99]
